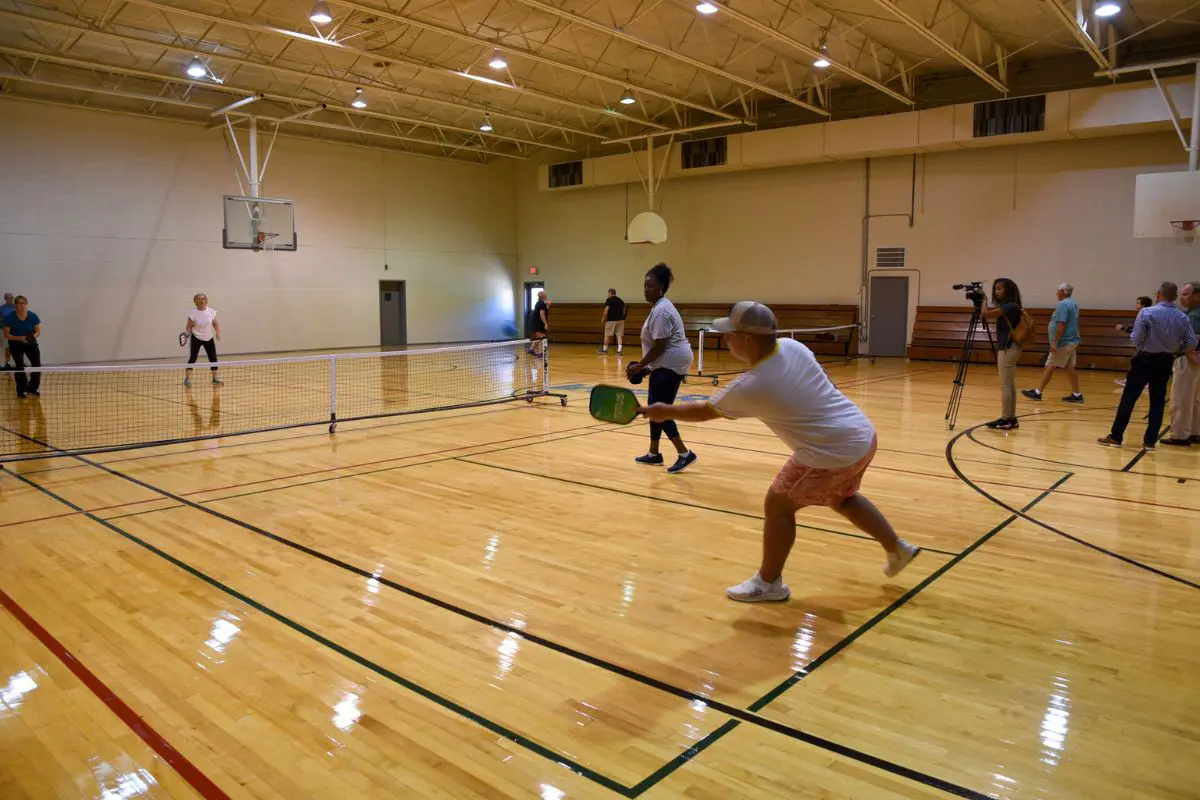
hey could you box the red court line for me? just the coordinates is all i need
[0,587,231,800]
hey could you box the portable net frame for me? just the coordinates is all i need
[0,340,564,462]
[695,325,859,385]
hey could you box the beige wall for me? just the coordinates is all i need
[0,99,519,364]
[518,132,1198,347]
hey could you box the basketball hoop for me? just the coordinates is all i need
[1171,220,1198,244]
[251,231,280,252]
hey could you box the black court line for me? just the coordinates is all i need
[72,424,621,524]
[949,423,1200,591]
[0,466,630,794]
[627,472,1074,797]
[15,403,529,476]
[4,431,991,797]
[456,455,959,557]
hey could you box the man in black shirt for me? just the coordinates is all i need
[600,288,626,355]
[528,291,549,356]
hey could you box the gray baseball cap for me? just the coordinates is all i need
[711,301,778,335]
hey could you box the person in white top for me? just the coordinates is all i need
[625,263,697,473]
[184,293,222,387]
[638,301,919,602]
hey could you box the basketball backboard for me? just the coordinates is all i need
[628,211,667,245]
[222,195,297,251]
[1133,171,1200,240]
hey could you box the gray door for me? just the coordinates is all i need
[868,275,909,358]
[379,280,407,348]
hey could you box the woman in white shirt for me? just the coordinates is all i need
[625,263,697,473]
[184,293,222,387]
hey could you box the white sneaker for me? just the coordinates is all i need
[884,541,920,578]
[726,574,790,602]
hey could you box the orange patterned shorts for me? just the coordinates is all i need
[770,435,878,508]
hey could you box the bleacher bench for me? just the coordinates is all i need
[542,303,859,359]
[908,305,1137,371]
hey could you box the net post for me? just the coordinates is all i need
[697,329,706,375]
[328,355,337,432]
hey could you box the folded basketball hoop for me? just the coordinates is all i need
[1171,220,1198,244]
[627,211,667,245]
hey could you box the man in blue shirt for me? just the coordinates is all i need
[1022,283,1083,403]
[1099,282,1199,450]
[0,292,14,369]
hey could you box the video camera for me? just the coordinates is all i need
[953,281,986,306]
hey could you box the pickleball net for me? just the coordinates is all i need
[0,340,563,461]
[695,324,859,384]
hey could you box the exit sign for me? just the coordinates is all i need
[529,267,538,274]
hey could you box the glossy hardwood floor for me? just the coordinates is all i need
[1,345,1197,799]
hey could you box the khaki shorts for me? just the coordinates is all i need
[1045,342,1078,368]
[604,320,625,339]
[770,436,877,508]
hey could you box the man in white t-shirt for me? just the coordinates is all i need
[184,293,222,386]
[639,301,919,602]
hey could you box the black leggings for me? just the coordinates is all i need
[11,340,41,395]
[187,336,219,369]
[648,368,684,443]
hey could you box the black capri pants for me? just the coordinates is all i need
[648,367,684,443]
[187,336,219,369]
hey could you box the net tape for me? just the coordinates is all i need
[0,340,553,462]
[695,324,859,380]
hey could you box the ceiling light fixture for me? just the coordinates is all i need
[480,114,493,132]
[696,2,718,14]
[185,57,208,78]
[351,87,367,108]
[309,1,333,24]
[619,88,636,105]
[813,37,830,69]
[488,50,508,70]
[1094,2,1120,16]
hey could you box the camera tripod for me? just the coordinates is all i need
[945,299,996,430]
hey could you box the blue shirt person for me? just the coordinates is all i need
[1022,283,1084,403]
[1,295,43,398]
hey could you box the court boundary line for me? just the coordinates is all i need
[0,465,634,794]
[0,587,232,800]
[4,446,991,799]
[626,472,1073,796]
[4,425,991,798]
[656,430,1198,513]
[456,457,962,557]
[12,402,531,476]
[949,423,1200,590]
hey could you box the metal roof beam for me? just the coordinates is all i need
[866,0,1007,92]
[1040,0,1110,70]
[120,0,666,129]
[0,10,590,142]
[690,1,912,105]
[329,0,742,122]
[509,0,829,116]
[0,44,570,153]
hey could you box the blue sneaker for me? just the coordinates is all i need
[635,453,664,465]
[667,451,697,473]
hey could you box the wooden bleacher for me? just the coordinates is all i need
[542,303,859,357]
[909,305,1137,371]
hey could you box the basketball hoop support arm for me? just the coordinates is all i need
[220,114,282,199]
[1099,58,1200,170]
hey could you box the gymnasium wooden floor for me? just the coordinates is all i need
[1,345,1197,799]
